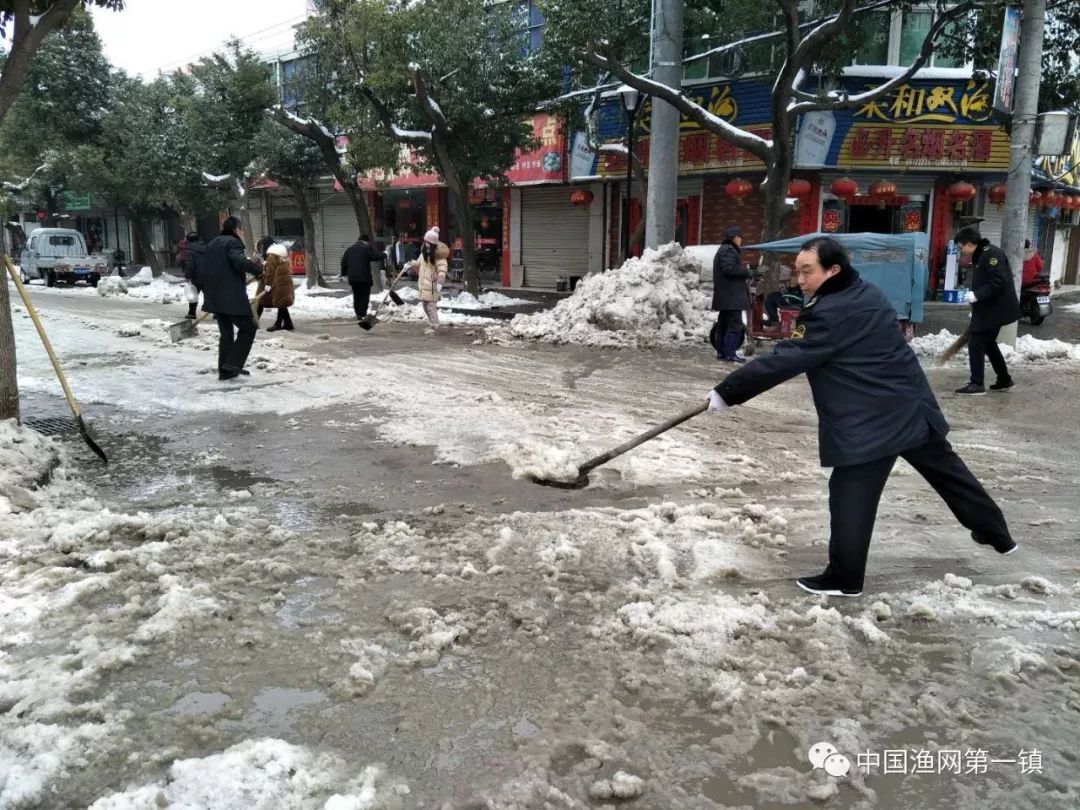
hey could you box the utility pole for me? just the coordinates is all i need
[644,0,684,250]
[999,0,1045,346]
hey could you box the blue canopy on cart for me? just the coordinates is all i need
[744,232,929,323]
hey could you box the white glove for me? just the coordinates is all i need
[707,390,730,414]
[964,291,977,304]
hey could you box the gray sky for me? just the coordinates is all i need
[90,0,311,78]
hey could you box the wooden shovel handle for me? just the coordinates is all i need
[3,254,83,419]
[579,401,709,476]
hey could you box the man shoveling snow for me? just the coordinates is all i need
[708,237,1017,597]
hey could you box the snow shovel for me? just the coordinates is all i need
[3,254,108,463]
[527,401,708,490]
[359,264,411,331]
[169,312,210,343]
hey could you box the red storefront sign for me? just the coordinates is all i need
[505,113,565,184]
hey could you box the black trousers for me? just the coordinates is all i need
[215,313,257,372]
[826,433,1013,589]
[715,309,743,334]
[351,283,372,320]
[968,326,1010,386]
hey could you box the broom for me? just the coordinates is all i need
[937,327,970,364]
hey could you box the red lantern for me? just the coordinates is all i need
[868,179,897,209]
[569,189,594,207]
[725,177,754,203]
[947,180,977,210]
[830,177,858,201]
[1029,190,1043,208]
[988,183,1008,209]
[787,178,812,198]
[1052,193,1067,209]
[1069,195,1080,210]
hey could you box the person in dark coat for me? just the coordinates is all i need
[340,234,386,325]
[201,216,261,380]
[182,231,205,320]
[952,227,1021,395]
[707,237,1016,597]
[711,226,753,363]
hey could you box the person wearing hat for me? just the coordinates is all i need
[256,243,295,332]
[340,233,386,325]
[711,226,753,362]
[706,237,1016,597]
[417,226,449,331]
[952,227,1020,395]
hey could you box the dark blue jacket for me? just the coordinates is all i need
[200,233,260,317]
[969,239,1021,331]
[715,268,948,467]
[711,241,751,311]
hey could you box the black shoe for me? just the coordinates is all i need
[989,377,1014,392]
[955,383,986,395]
[267,325,281,332]
[972,532,1018,555]
[796,573,862,598]
[218,370,239,381]
[218,368,250,377]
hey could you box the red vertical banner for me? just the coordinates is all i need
[798,179,822,235]
[928,182,951,290]
[501,188,512,287]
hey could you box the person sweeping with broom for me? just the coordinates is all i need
[707,237,1016,597]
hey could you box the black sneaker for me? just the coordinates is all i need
[796,573,862,598]
[989,377,1014,392]
[955,383,986,395]
[972,532,1018,555]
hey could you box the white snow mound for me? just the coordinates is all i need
[502,243,711,348]
[0,419,60,498]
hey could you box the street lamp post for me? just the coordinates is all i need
[618,84,641,264]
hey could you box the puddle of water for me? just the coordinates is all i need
[170,691,232,716]
[275,576,341,629]
[246,687,328,731]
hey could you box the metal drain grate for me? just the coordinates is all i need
[23,416,80,436]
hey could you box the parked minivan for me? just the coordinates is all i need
[20,228,106,287]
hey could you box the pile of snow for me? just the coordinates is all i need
[124,267,154,286]
[88,739,407,809]
[498,243,711,348]
[911,329,1080,364]
[441,290,522,310]
[96,271,185,304]
[0,419,60,509]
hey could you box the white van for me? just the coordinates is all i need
[20,228,106,287]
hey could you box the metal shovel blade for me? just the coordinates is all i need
[169,318,199,343]
[525,472,590,490]
[388,290,405,306]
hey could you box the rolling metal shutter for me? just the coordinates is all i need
[521,187,590,288]
[321,199,360,275]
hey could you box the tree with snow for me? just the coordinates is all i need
[251,122,327,288]
[544,0,978,281]
[0,7,112,225]
[301,0,560,295]
[0,0,124,423]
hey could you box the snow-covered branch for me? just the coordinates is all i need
[2,162,49,192]
[788,1,978,116]
[410,68,449,135]
[583,42,773,161]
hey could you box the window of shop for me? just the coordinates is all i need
[273,217,304,240]
[829,195,930,235]
[446,187,503,280]
[851,8,970,69]
[379,189,428,247]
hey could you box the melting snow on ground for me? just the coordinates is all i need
[910,329,1080,363]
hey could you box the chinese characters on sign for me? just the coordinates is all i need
[856,748,1043,776]
[855,81,993,125]
[844,126,998,167]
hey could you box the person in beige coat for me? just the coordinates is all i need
[256,243,296,331]
[417,226,449,330]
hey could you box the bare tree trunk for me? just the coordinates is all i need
[288,181,323,289]
[129,214,162,276]
[235,177,257,255]
[340,180,374,239]
[431,134,479,296]
[0,243,20,422]
[630,156,648,256]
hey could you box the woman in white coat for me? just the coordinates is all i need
[417,227,449,331]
